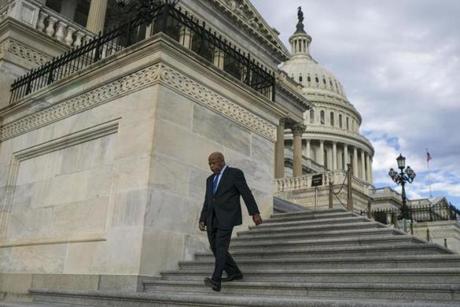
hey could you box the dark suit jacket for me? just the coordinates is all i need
[199,166,260,229]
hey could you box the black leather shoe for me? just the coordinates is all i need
[221,273,243,282]
[204,277,221,292]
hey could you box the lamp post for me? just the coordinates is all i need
[388,154,416,231]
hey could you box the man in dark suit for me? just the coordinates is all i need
[199,152,262,292]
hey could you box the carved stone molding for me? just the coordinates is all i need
[209,0,288,60]
[0,63,277,142]
[0,38,52,66]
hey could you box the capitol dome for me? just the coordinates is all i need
[280,7,374,184]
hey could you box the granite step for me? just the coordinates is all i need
[269,207,347,219]
[265,211,354,223]
[27,288,460,307]
[235,227,400,241]
[230,234,419,250]
[194,243,450,260]
[242,221,385,235]
[143,280,460,302]
[160,268,460,284]
[250,216,370,230]
[179,254,460,270]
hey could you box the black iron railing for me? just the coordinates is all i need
[362,203,460,225]
[10,3,275,103]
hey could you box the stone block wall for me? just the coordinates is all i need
[0,37,279,295]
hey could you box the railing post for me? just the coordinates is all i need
[426,228,430,241]
[347,163,353,211]
[328,180,333,209]
[392,212,398,228]
[367,199,372,219]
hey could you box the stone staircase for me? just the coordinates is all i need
[3,208,460,306]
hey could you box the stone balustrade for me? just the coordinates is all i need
[2,0,94,48]
[275,171,373,194]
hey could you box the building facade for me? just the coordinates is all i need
[0,0,310,296]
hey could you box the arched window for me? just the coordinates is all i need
[339,114,343,128]
[299,74,303,82]
[320,110,325,125]
[310,109,315,124]
[346,117,350,130]
[330,112,335,127]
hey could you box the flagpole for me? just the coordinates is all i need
[426,149,432,198]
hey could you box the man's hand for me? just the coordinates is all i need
[199,222,206,231]
[252,213,262,226]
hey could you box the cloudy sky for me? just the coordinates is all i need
[252,0,460,207]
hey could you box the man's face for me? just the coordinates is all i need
[208,155,225,174]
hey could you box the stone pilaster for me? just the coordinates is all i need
[180,27,192,49]
[292,123,306,177]
[274,119,285,179]
[360,149,366,180]
[86,0,109,33]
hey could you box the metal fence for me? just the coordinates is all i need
[363,203,460,225]
[10,2,275,103]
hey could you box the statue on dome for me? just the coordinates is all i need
[296,6,305,33]
[298,6,304,23]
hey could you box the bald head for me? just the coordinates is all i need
[208,152,225,174]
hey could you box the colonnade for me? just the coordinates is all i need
[275,119,373,183]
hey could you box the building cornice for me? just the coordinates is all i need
[208,0,289,62]
[0,36,279,142]
[285,127,375,155]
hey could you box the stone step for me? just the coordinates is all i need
[236,227,399,241]
[242,221,384,235]
[27,288,460,307]
[143,280,460,303]
[250,216,370,230]
[269,208,347,219]
[229,239,424,254]
[160,268,460,284]
[194,243,450,261]
[265,211,354,223]
[231,234,418,250]
[179,254,460,270]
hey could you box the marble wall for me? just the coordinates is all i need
[0,60,276,279]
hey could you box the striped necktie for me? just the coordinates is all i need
[212,173,220,194]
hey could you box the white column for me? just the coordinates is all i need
[332,142,337,171]
[360,149,366,180]
[86,0,109,33]
[306,139,311,159]
[292,124,306,177]
[344,144,349,169]
[274,119,285,179]
[319,140,325,166]
[353,147,358,177]
[367,155,373,183]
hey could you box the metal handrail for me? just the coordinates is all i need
[9,3,275,103]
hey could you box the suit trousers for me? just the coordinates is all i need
[207,224,241,282]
